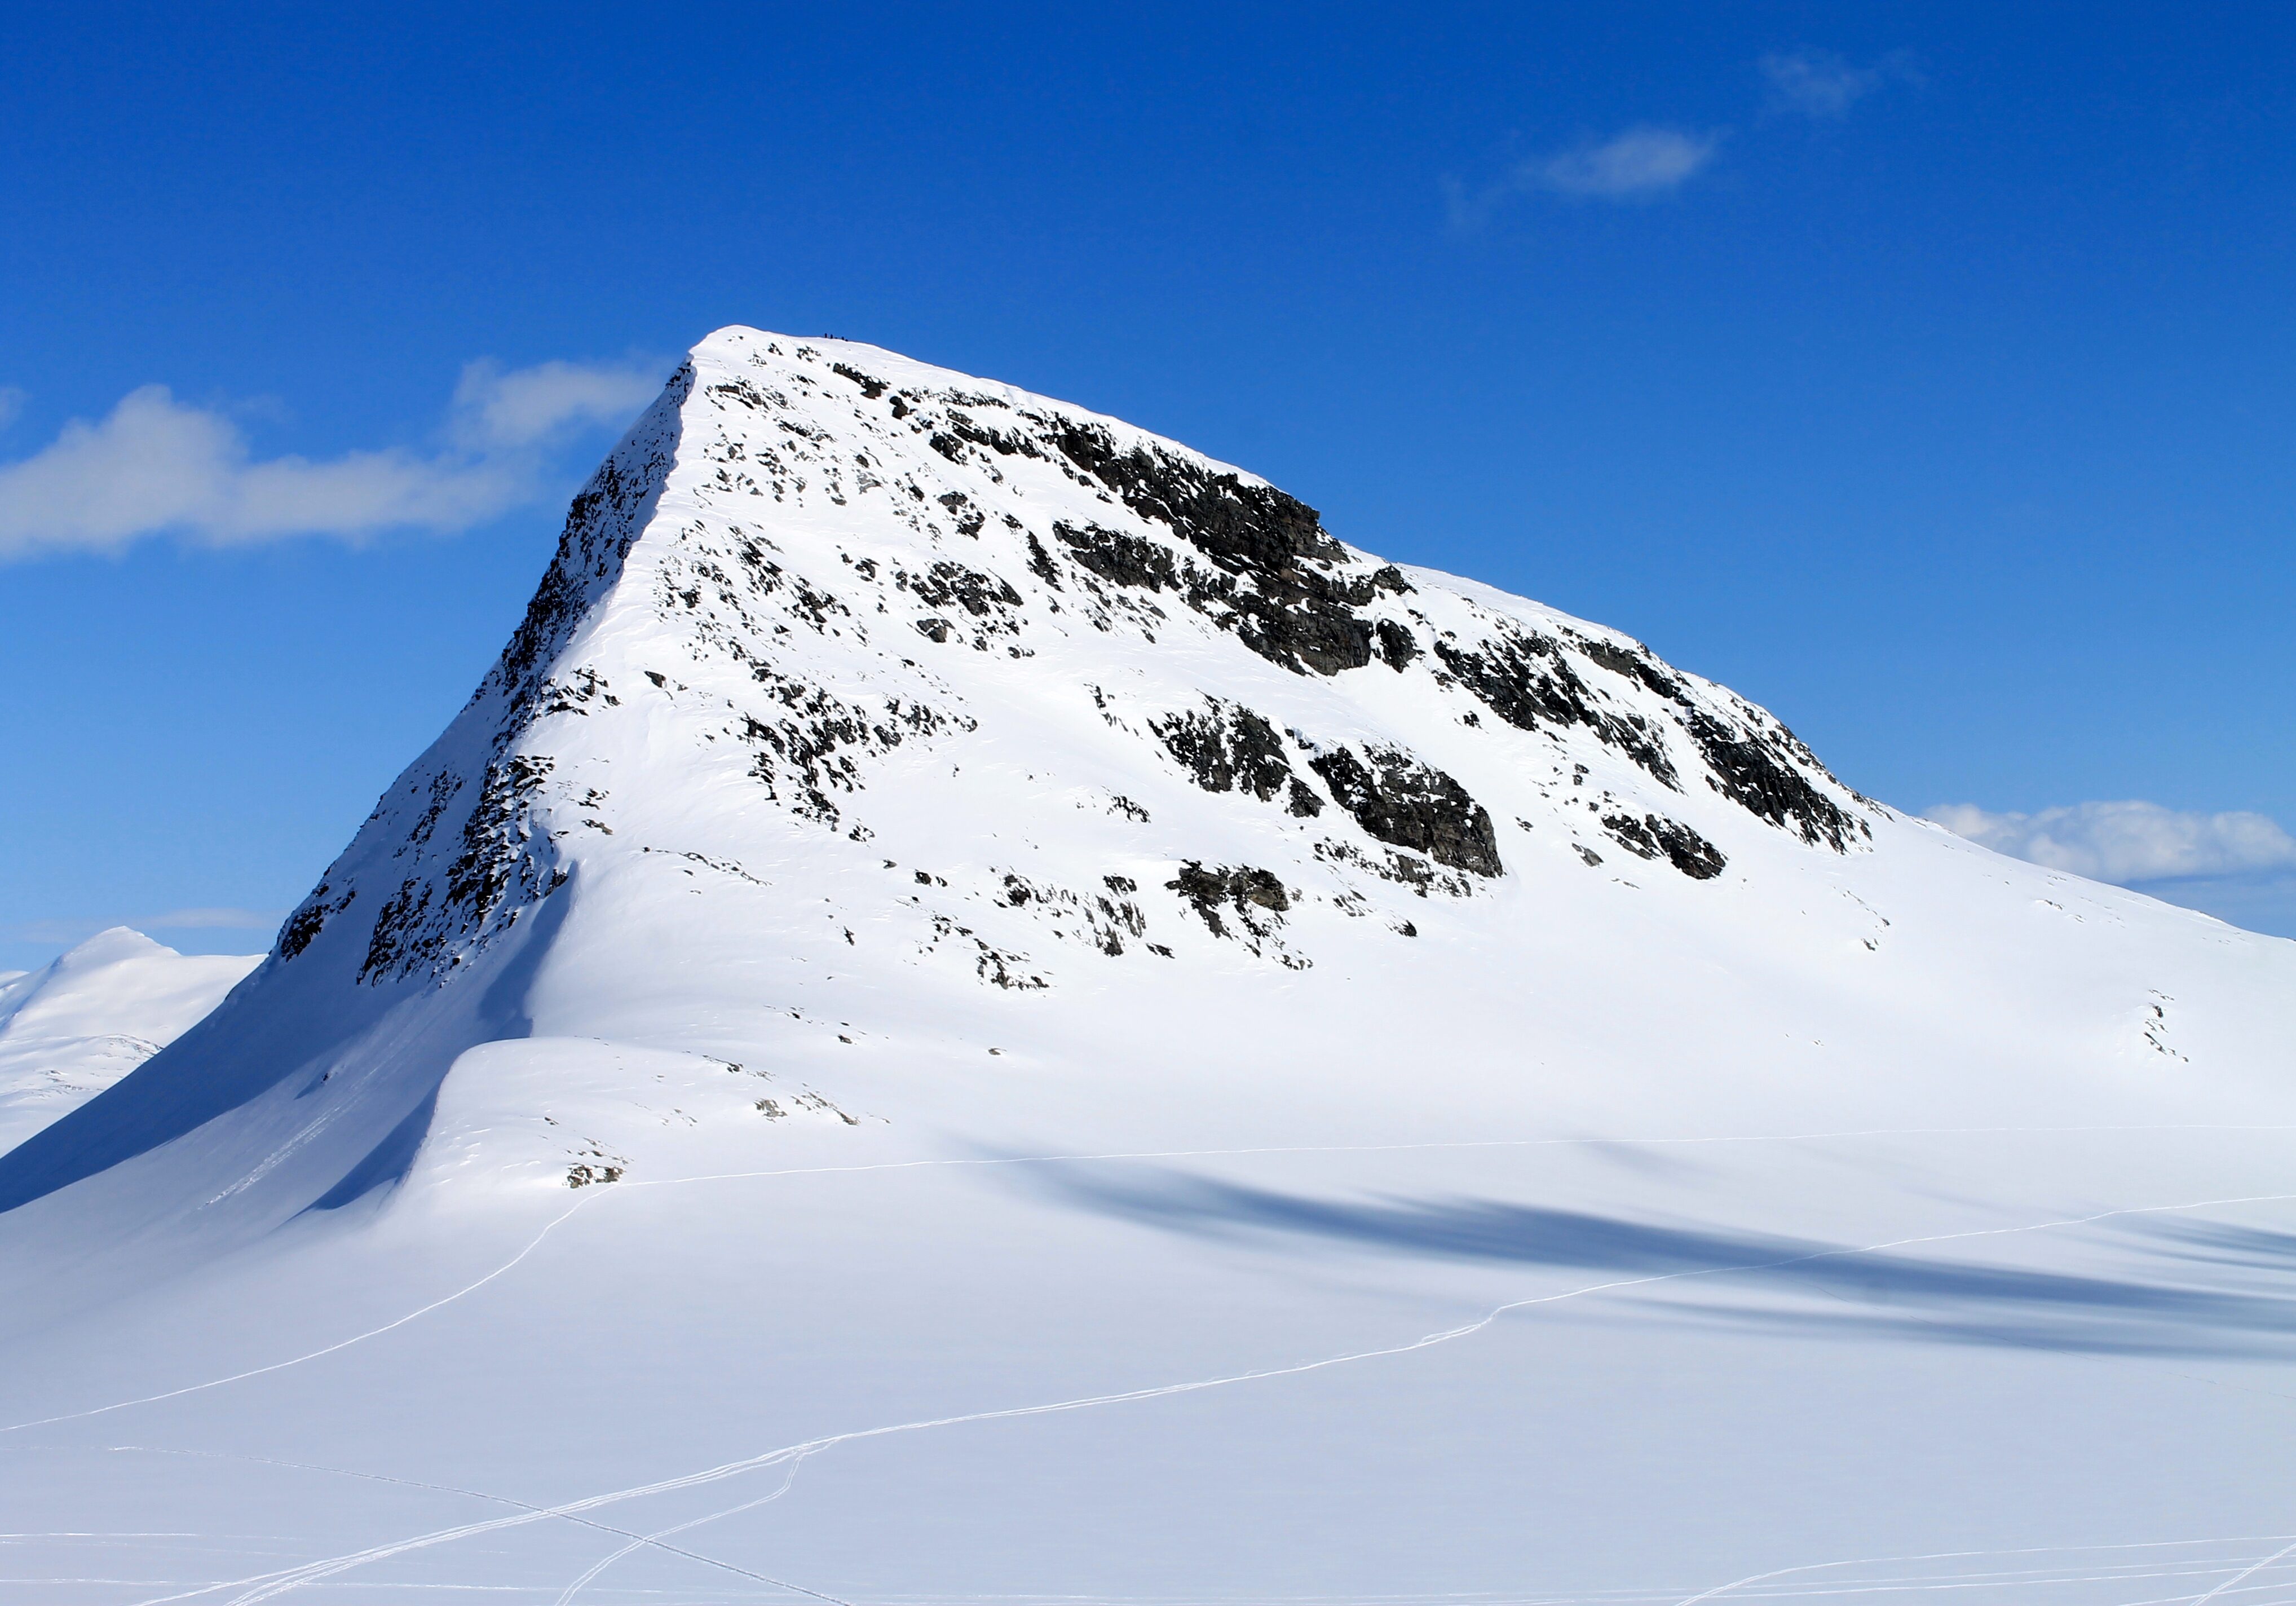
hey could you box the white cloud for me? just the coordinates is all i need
[449,358,666,451]
[0,358,667,562]
[1535,127,1720,198]
[1926,801,2296,884]
[1446,126,1722,229]
[1760,50,1919,119]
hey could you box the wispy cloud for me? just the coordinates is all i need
[1760,49,1918,119]
[1535,127,1720,197]
[448,358,666,452]
[0,356,666,563]
[1447,126,1723,228]
[1447,46,1916,230]
[1926,801,2296,884]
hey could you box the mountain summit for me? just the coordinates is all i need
[2,330,2291,1604]
[0,327,1891,1224]
[291,322,1875,1001]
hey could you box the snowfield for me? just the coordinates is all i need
[1,328,2291,1606]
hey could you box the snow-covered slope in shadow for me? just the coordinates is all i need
[0,329,2290,1605]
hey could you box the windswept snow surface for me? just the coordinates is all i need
[0,928,258,1156]
[1,329,2292,1606]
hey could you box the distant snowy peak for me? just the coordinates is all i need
[0,929,260,1155]
[272,327,1876,989]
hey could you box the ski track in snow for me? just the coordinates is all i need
[549,1450,822,1606]
[1665,1538,2296,1606]
[106,1180,2296,1606]
[3,1124,2289,1604]
[0,1198,591,1437]
[2180,1536,2296,1606]
[94,1444,849,1606]
[11,1120,2293,1442]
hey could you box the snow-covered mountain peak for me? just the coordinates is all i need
[5,334,2294,1605]
[5,327,2268,1243]
[271,326,1875,997]
[0,929,258,1157]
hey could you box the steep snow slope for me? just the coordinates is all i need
[0,329,2291,1606]
[0,928,258,1156]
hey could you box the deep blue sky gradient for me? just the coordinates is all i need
[5,1,2293,967]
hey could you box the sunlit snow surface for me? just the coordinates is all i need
[1,329,2291,1606]
[0,928,258,1156]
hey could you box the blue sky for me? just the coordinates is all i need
[4,1,2293,970]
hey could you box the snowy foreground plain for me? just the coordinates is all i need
[3,329,2293,1606]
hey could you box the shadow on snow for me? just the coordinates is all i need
[1032,1166,2296,1360]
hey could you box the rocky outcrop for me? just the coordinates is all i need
[1306,745,1502,878]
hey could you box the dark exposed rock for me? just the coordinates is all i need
[1308,745,1502,877]
[915,617,955,643]
[902,560,1021,617]
[1039,423,1379,677]
[725,665,961,827]
[1052,520,1180,592]
[943,408,1043,460]
[359,752,562,984]
[831,363,888,400]
[1311,837,1474,899]
[1168,862,1290,938]
[1431,628,1680,788]
[1573,633,1686,700]
[1151,699,1295,803]
[1286,779,1324,818]
[1048,421,1344,569]
[934,491,986,539]
[440,753,553,919]
[1375,619,1420,670]
[1683,712,1865,853]
[1220,592,1375,677]
[1600,812,1728,880]
[277,902,327,961]
[277,884,354,961]
[1025,532,1062,588]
